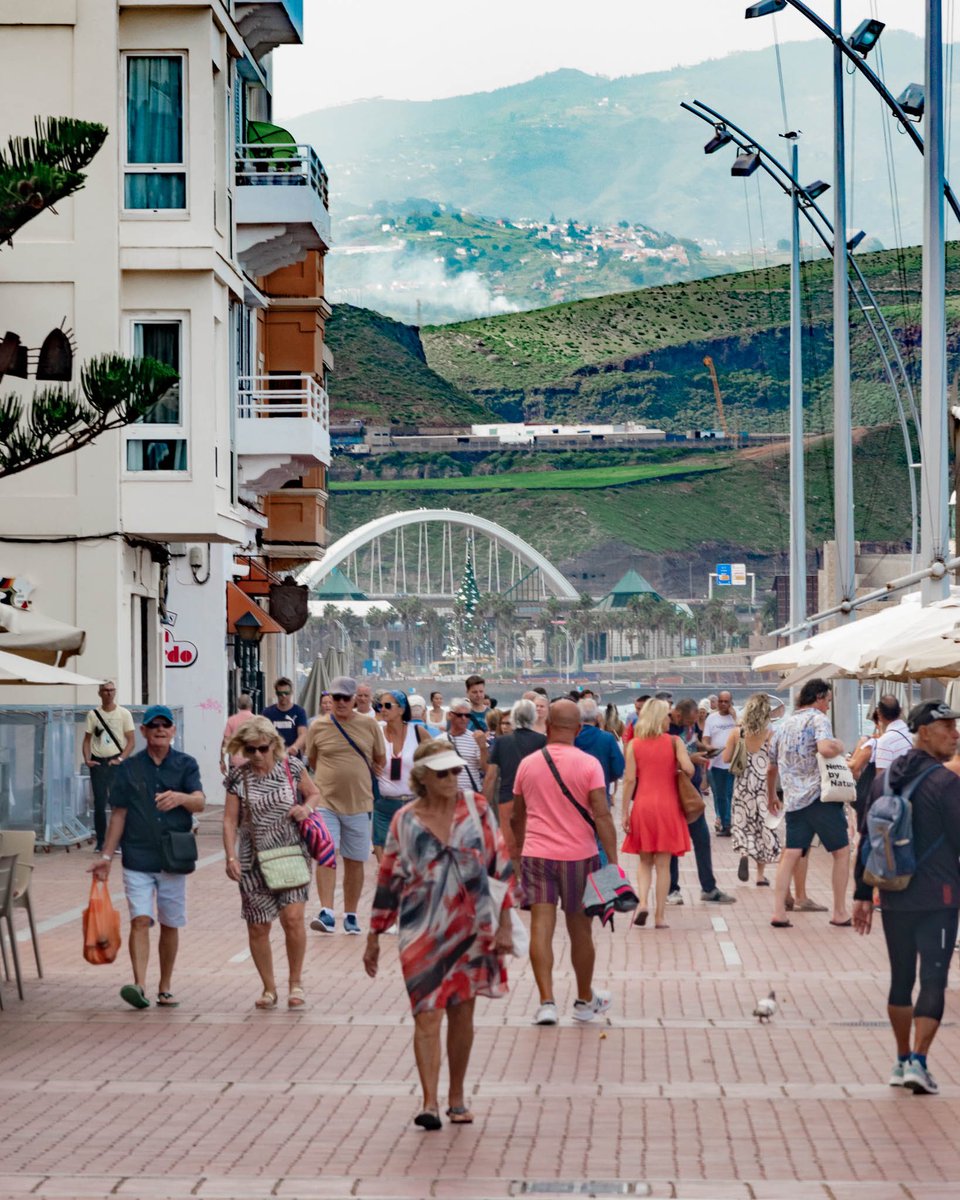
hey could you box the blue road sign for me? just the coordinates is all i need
[716,564,732,586]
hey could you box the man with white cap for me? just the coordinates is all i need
[306,675,385,935]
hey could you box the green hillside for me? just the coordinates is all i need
[327,425,911,565]
[330,458,728,493]
[324,304,493,424]
[422,245,960,432]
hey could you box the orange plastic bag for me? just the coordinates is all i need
[83,878,121,965]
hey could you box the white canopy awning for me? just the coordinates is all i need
[0,649,102,686]
[0,604,86,665]
[753,595,960,678]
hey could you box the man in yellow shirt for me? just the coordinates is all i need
[82,681,135,852]
[306,676,385,935]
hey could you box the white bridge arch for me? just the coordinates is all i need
[299,508,579,601]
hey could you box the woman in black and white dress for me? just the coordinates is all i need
[724,694,780,886]
[223,715,320,1009]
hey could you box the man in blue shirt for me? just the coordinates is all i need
[90,705,204,1010]
[574,698,624,802]
[262,676,308,757]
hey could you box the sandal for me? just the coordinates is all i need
[755,879,770,887]
[414,1109,442,1131]
[446,1106,474,1124]
[770,919,793,928]
[288,986,306,1008]
[255,991,278,1010]
[156,992,179,1008]
[120,983,150,1010]
[633,909,648,927]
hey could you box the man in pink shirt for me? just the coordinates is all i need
[220,694,254,775]
[512,699,619,1027]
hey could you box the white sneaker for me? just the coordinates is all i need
[666,891,684,906]
[903,1058,939,1095]
[572,989,611,1023]
[889,1060,907,1087]
[533,1001,558,1025]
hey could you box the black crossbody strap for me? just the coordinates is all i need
[330,715,375,781]
[541,748,596,833]
[94,709,124,754]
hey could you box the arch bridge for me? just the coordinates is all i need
[299,508,579,602]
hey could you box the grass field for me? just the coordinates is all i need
[329,458,730,493]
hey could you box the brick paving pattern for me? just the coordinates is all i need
[2,812,960,1198]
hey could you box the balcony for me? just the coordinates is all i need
[235,374,331,495]
[235,143,331,276]
[234,0,304,60]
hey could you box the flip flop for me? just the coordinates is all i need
[414,1109,442,1131]
[796,899,829,913]
[755,879,770,887]
[446,1106,474,1124]
[255,991,277,1010]
[770,920,793,928]
[120,984,150,1009]
[633,910,648,927]
[288,986,306,1009]
[785,896,795,911]
[829,919,853,927]
[156,992,179,1008]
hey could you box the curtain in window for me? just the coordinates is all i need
[126,440,188,472]
[127,56,183,164]
[124,173,186,210]
[133,322,180,424]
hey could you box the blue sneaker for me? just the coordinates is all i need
[343,913,362,936]
[310,908,335,933]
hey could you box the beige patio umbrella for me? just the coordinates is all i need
[0,604,86,665]
[859,628,960,680]
[0,649,102,686]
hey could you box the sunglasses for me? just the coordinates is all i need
[431,768,458,779]
[450,711,468,719]
[331,693,353,702]
[276,690,292,697]
[380,701,396,710]
[243,744,272,756]
[146,721,172,730]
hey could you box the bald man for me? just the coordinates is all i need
[512,699,618,1026]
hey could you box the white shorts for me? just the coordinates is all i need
[122,869,188,928]
[317,809,371,862]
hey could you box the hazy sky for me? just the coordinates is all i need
[274,1,928,118]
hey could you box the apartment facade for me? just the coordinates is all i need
[0,0,331,787]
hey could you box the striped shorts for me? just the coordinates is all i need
[521,854,601,915]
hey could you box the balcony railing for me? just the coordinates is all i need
[237,374,329,428]
[235,143,329,211]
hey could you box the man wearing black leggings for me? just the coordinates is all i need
[853,701,960,1095]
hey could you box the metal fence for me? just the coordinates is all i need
[0,706,184,849]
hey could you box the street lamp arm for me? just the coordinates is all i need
[779,0,960,222]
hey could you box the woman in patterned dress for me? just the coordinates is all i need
[222,716,320,1009]
[723,694,780,886]
[363,739,515,1131]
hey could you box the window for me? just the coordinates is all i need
[124,55,186,210]
[126,317,188,474]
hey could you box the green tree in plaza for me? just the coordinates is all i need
[0,116,177,481]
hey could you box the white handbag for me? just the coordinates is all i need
[818,752,857,804]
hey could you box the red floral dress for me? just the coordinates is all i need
[369,791,515,1014]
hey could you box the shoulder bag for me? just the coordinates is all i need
[330,715,382,804]
[729,727,748,777]
[445,732,482,791]
[243,769,311,892]
[286,758,336,867]
[673,737,706,823]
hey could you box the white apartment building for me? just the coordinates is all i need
[0,0,332,788]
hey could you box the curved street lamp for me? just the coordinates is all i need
[745,0,960,221]
[682,99,921,628]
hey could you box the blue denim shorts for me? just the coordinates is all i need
[122,868,187,928]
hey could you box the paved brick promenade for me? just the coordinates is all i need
[2,812,960,1199]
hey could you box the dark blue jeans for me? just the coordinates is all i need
[709,766,734,831]
[669,813,717,895]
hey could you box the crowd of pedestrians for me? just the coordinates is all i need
[85,671,960,1113]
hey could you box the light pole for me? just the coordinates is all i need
[920,0,950,611]
[788,139,806,646]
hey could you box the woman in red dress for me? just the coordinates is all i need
[621,699,693,928]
